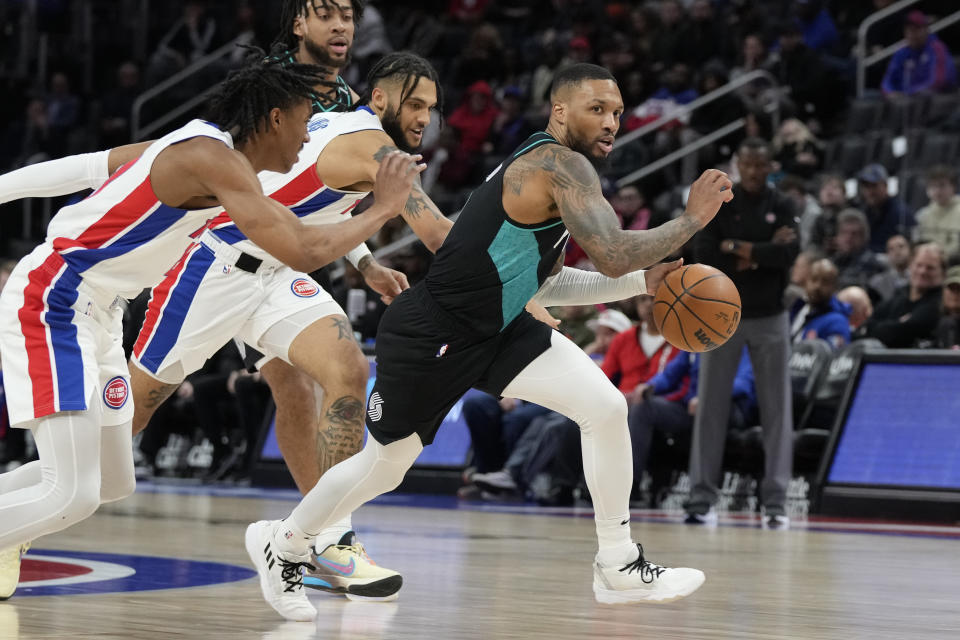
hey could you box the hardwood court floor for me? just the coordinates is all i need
[3,486,959,640]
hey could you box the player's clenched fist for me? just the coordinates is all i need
[684,169,735,228]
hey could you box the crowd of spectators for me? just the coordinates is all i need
[1,1,960,503]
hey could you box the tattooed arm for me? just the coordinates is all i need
[542,146,734,278]
[373,144,452,253]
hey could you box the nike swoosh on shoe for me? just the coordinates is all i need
[314,556,356,576]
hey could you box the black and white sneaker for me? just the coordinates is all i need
[761,511,790,530]
[593,544,705,604]
[245,520,316,621]
[684,508,718,526]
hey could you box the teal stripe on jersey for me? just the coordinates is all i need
[513,132,557,158]
[487,221,542,329]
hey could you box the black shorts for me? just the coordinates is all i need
[365,284,553,446]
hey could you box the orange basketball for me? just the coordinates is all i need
[653,264,741,352]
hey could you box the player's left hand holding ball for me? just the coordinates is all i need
[644,258,684,297]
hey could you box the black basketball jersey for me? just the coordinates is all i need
[425,132,570,337]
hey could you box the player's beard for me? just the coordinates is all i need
[303,37,351,71]
[381,109,419,153]
[567,129,611,172]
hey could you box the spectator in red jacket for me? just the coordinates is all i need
[601,295,684,403]
[447,80,499,155]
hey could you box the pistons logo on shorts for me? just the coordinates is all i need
[290,278,319,298]
[103,377,129,410]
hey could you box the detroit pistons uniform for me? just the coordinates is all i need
[130,108,382,383]
[0,120,230,427]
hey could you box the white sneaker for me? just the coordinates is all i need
[0,542,29,600]
[472,469,518,492]
[245,520,316,622]
[593,544,705,604]
[761,512,790,530]
[683,508,718,526]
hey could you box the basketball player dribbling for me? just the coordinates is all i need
[0,57,421,599]
[247,62,734,617]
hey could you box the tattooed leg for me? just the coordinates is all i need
[260,359,320,494]
[129,363,182,436]
[316,395,365,477]
[286,314,371,481]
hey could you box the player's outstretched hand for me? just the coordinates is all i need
[643,258,683,298]
[373,151,426,217]
[684,169,734,228]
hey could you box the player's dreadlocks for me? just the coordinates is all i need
[362,52,445,126]
[204,51,328,146]
[273,0,365,51]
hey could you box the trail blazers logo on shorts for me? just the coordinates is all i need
[367,392,384,422]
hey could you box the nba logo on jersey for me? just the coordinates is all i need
[103,377,129,409]
[290,278,319,298]
[436,344,449,358]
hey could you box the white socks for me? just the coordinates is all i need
[274,518,314,557]
[595,516,638,567]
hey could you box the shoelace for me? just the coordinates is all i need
[279,558,314,593]
[618,545,666,584]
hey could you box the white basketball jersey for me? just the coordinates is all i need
[205,107,383,264]
[48,119,230,299]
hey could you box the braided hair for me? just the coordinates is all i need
[273,0,365,51]
[362,52,444,126]
[204,51,329,145]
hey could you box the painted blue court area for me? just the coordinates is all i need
[17,549,255,597]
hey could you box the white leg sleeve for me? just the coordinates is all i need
[0,422,135,505]
[278,434,423,555]
[0,150,110,205]
[0,411,104,549]
[0,460,41,493]
[502,331,635,560]
[99,422,136,504]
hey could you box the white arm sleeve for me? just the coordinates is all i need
[0,150,111,205]
[531,267,647,307]
[346,243,374,269]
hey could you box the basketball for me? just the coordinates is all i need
[653,264,741,352]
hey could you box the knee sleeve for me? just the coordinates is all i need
[0,404,105,548]
[368,434,423,493]
[57,481,102,524]
[581,387,628,436]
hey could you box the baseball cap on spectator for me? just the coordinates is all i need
[905,10,929,27]
[857,163,889,184]
[569,36,591,52]
[588,309,633,334]
[944,265,960,287]
[466,80,493,96]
